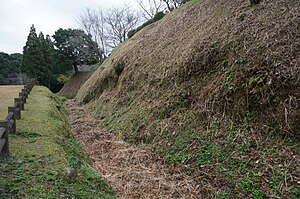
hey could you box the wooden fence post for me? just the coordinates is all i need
[22,88,28,100]
[14,98,24,120]
[7,107,17,133]
[0,120,9,157]
[20,92,26,103]
[1,83,34,157]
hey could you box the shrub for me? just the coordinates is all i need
[128,12,165,38]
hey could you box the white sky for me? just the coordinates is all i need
[0,0,138,54]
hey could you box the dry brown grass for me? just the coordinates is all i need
[75,0,300,197]
[0,85,23,119]
[58,72,93,99]
[77,0,300,137]
[67,100,208,199]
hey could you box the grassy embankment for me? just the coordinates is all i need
[88,94,300,198]
[76,0,300,197]
[0,86,114,198]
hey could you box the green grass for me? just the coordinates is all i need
[0,86,115,198]
[88,90,300,198]
[151,113,300,198]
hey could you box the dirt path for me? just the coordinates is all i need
[66,100,202,198]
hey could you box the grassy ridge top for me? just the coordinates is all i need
[0,86,114,198]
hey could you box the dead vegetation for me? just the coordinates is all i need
[67,100,208,198]
[58,72,93,99]
[75,0,300,197]
[77,0,300,137]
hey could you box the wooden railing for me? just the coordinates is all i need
[0,83,34,157]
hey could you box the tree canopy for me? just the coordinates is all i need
[22,25,54,86]
[53,28,102,73]
[20,25,102,91]
[0,52,22,84]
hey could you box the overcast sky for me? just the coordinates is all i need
[0,0,137,54]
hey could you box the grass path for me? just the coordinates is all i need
[67,99,202,199]
[0,86,114,198]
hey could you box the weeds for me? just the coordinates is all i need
[152,113,300,197]
[224,67,234,93]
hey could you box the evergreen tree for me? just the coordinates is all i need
[22,25,100,89]
[37,32,49,86]
[22,25,41,82]
[22,25,54,87]
[38,32,53,87]
[44,35,56,88]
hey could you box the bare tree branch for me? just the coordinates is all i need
[105,5,140,48]
[162,0,186,11]
[79,4,140,52]
[136,0,164,20]
[78,8,108,56]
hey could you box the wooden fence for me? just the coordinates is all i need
[0,83,34,157]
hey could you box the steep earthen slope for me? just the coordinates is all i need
[76,0,300,197]
[58,72,92,99]
[77,0,300,138]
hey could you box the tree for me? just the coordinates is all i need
[162,0,178,10]
[39,33,56,87]
[22,25,46,84]
[78,8,108,56]
[0,51,23,84]
[78,4,140,53]
[37,32,52,86]
[136,0,164,20]
[22,25,56,87]
[161,0,188,11]
[0,52,11,84]
[53,28,102,73]
[105,5,140,48]
[9,53,23,74]
[128,11,165,38]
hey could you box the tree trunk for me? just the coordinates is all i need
[163,0,172,11]
[73,64,78,73]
